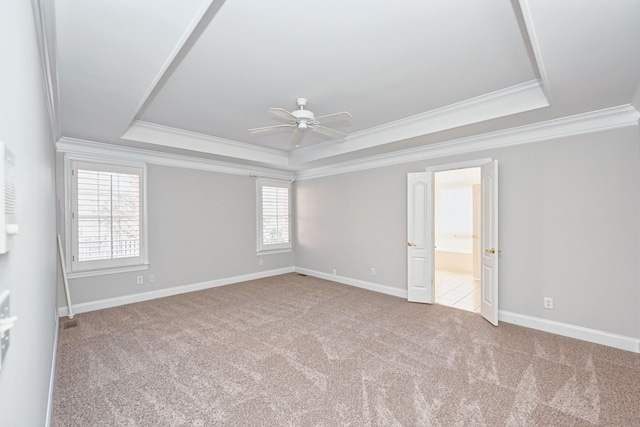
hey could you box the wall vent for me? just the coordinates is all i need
[0,142,18,254]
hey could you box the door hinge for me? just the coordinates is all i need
[72,255,75,262]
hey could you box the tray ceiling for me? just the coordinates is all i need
[51,0,640,172]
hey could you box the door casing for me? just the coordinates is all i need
[407,158,498,325]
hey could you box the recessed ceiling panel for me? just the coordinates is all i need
[56,0,211,141]
[139,0,537,151]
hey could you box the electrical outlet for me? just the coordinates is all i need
[332,269,337,275]
[149,275,155,282]
[259,259,264,266]
[136,276,144,285]
[544,297,553,309]
[370,268,376,276]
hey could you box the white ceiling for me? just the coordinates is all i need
[51,0,640,173]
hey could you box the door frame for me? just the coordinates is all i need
[415,158,498,323]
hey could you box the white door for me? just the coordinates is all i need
[407,172,434,303]
[480,160,499,325]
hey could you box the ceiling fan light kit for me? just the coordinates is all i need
[248,98,352,147]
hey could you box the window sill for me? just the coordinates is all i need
[67,264,149,279]
[256,248,292,256]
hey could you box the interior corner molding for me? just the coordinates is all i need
[295,104,640,180]
[56,137,295,181]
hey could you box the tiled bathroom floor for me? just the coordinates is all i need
[435,269,480,313]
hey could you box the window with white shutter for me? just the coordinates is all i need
[70,160,147,273]
[257,178,291,253]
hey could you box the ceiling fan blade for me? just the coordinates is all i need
[314,111,352,122]
[312,125,347,140]
[247,124,292,133]
[268,108,297,121]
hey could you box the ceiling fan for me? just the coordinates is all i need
[248,98,352,147]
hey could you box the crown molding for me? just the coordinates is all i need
[291,79,550,166]
[56,137,295,181]
[122,80,548,170]
[295,104,640,180]
[121,120,290,167]
[33,0,62,142]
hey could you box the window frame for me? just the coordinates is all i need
[65,155,148,277]
[256,178,292,254]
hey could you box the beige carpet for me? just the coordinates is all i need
[53,273,640,426]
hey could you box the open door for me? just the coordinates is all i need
[407,172,434,303]
[480,160,499,325]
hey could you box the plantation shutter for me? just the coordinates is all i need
[258,178,291,251]
[71,160,145,271]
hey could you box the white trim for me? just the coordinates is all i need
[124,81,546,169]
[54,269,640,354]
[295,269,639,353]
[122,120,289,167]
[295,104,640,180]
[291,80,549,166]
[67,264,149,280]
[425,158,492,173]
[256,248,292,256]
[57,267,295,316]
[32,0,61,142]
[518,0,553,104]
[66,157,148,274]
[294,267,408,299]
[256,178,292,253]
[128,1,226,121]
[499,310,640,354]
[45,307,59,427]
[57,137,295,181]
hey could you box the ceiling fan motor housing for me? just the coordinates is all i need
[292,109,316,129]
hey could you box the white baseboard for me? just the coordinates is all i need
[46,307,59,427]
[294,267,408,299]
[499,310,640,353]
[56,267,639,354]
[57,267,295,317]
[296,269,639,353]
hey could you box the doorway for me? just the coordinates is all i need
[434,168,480,313]
[407,158,499,325]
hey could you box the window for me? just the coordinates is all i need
[257,178,291,253]
[69,159,147,273]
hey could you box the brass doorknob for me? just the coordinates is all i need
[407,242,417,247]
[485,248,502,254]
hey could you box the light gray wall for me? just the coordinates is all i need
[632,80,640,111]
[60,165,294,305]
[0,1,58,426]
[295,125,640,339]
